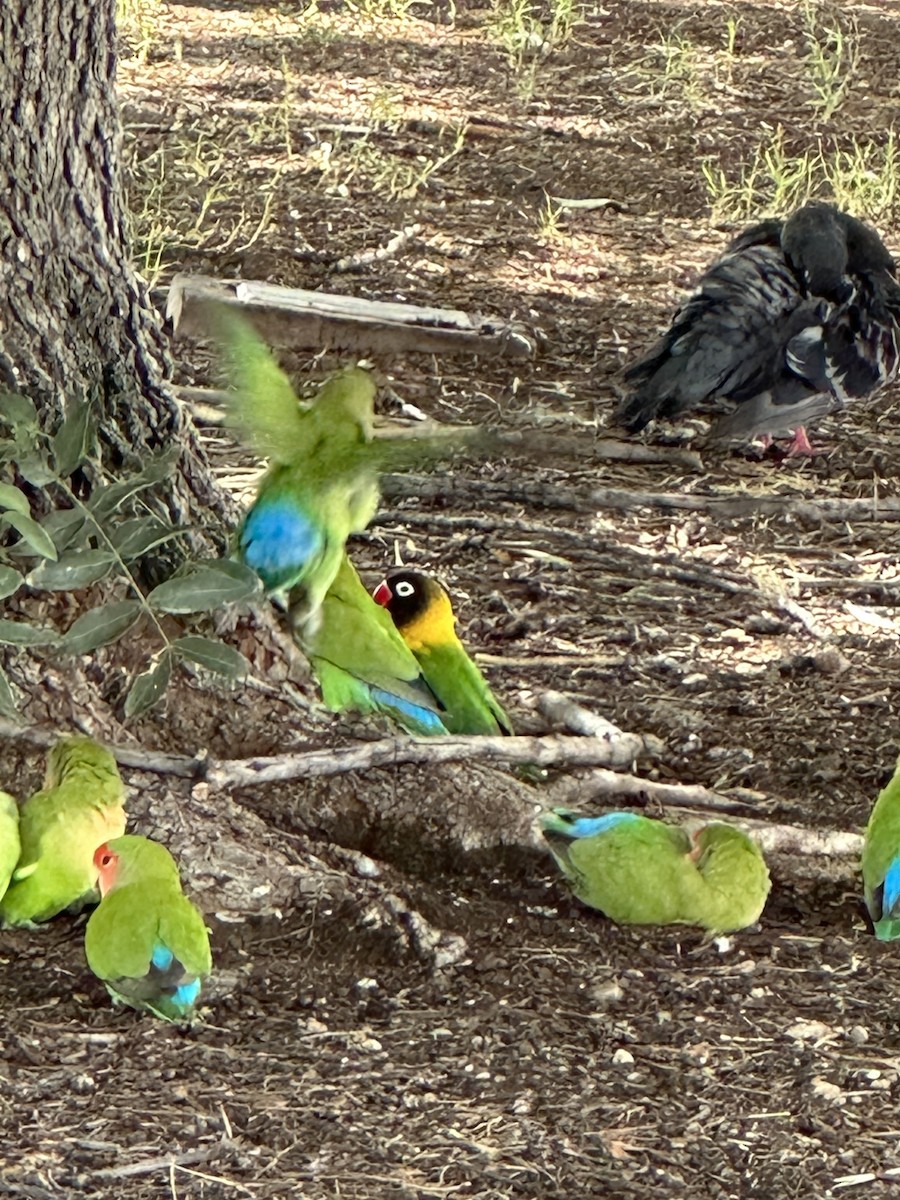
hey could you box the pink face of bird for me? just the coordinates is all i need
[93,843,120,896]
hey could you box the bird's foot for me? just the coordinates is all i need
[784,426,825,458]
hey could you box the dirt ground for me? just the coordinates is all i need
[6,0,900,1196]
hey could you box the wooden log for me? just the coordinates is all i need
[166,274,534,360]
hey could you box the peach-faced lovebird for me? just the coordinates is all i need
[84,835,212,1022]
[0,737,126,927]
[540,810,771,934]
[862,756,900,940]
[0,792,20,900]
[293,554,448,735]
[216,309,379,623]
[372,569,512,736]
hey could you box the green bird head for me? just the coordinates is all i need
[95,835,182,896]
[45,736,123,799]
[690,823,771,933]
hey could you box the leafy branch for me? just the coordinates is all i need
[0,390,258,718]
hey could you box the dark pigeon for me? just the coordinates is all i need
[618,202,900,452]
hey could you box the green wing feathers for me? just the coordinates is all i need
[416,639,512,736]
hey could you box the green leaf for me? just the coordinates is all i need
[110,517,179,560]
[147,562,261,614]
[89,450,180,520]
[3,512,59,560]
[42,509,89,554]
[61,600,143,655]
[0,566,23,601]
[0,484,31,517]
[0,620,59,647]
[173,636,250,680]
[14,451,55,488]
[0,664,20,719]
[26,550,115,591]
[53,400,94,476]
[124,652,173,718]
[0,392,38,428]
[194,557,261,586]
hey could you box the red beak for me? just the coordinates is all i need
[372,580,392,607]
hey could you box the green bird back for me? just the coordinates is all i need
[0,737,126,927]
[373,569,513,736]
[541,810,698,925]
[85,836,212,1023]
[295,554,448,735]
[862,756,900,939]
[0,791,20,901]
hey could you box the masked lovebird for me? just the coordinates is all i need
[217,308,379,619]
[540,810,771,935]
[861,756,900,940]
[372,569,513,736]
[84,835,212,1022]
[293,554,449,735]
[0,737,126,927]
[0,792,20,900]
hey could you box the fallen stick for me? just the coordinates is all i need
[167,274,534,360]
[205,732,656,789]
[544,766,757,814]
[383,475,900,524]
[538,690,664,757]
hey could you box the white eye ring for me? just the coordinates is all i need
[395,581,415,597]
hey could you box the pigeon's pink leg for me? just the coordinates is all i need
[784,426,824,457]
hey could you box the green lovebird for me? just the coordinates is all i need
[0,792,21,901]
[0,737,126,927]
[293,554,449,735]
[540,810,771,934]
[372,569,513,736]
[861,756,900,940]
[84,835,212,1023]
[216,308,379,620]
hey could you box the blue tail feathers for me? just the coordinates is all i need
[370,687,449,735]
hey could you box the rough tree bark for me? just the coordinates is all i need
[0,0,229,533]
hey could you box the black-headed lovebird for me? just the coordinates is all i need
[84,835,212,1023]
[540,810,771,934]
[373,569,512,736]
[1,737,126,927]
[292,554,448,736]
[862,756,900,940]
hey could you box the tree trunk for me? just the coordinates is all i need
[0,0,230,535]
